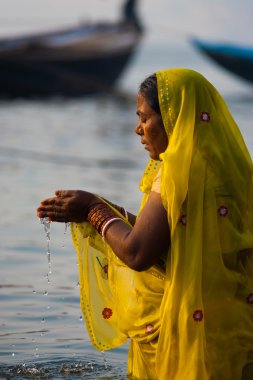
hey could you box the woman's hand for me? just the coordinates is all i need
[36,190,98,223]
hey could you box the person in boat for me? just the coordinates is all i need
[37,68,253,380]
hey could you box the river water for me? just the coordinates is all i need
[0,1,253,378]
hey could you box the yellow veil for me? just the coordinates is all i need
[155,68,253,380]
[71,68,253,380]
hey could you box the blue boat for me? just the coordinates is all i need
[191,38,253,84]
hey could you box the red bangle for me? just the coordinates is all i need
[87,202,121,236]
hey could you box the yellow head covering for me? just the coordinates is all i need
[151,68,253,380]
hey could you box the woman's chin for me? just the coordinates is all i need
[149,152,160,160]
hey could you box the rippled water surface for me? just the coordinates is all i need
[0,6,253,377]
[0,95,140,378]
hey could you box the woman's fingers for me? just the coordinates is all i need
[37,205,64,212]
[37,189,89,223]
[37,205,65,218]
[55,190,76,197]
[40,197,60,206]
[40,191,73,204]
[37,209,66,220]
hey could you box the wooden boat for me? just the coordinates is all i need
[191,38,253,84]
[0,2,142,98]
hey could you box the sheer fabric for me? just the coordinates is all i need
[71,190,164,379]
[71,68,253,379]
[155,68,253,380]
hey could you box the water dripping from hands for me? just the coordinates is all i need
[62,222,70,248]
[40,217,52,275]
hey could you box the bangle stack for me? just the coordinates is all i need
[87,202,122,239]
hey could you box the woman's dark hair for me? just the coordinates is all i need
[139,74,161,115]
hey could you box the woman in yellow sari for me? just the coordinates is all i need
[37,68,253,380]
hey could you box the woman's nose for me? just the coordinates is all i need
[135,122,143,135]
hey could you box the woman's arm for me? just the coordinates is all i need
[103,191,170,271]
[37,190,170,271]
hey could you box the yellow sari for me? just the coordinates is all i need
[71,68,253,380]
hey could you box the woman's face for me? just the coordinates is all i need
[135,93,168,160]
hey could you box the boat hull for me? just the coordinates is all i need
[0,23,140,97]
[191,38,253,84]
[0,50,135,97]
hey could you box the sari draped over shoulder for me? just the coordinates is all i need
[71,68,253,380]
[156,69,253,380]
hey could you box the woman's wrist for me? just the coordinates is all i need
[87,202,122,237]
[87,194,102,211]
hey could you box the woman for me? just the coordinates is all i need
[37,68,253,380]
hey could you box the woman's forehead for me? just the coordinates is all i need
[137,93,154,114]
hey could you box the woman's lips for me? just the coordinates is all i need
[141,140,149,150]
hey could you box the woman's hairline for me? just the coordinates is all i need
[138,73,161,115]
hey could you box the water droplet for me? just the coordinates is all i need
[47,252,51,267]
[64,222,70,234]
[60,361,85,375]
[34,347,39,358]
[43,290,48,296]
[79,316,83,322]
[101,350,108,369]
[61,222,70,248]
[44,274,51,284]
[45,274,51,284]
[86,361,94,370]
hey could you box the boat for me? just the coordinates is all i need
[191,37,253,84]
[0,0,143,98]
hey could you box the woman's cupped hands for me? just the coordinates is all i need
[36,190,97,223]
